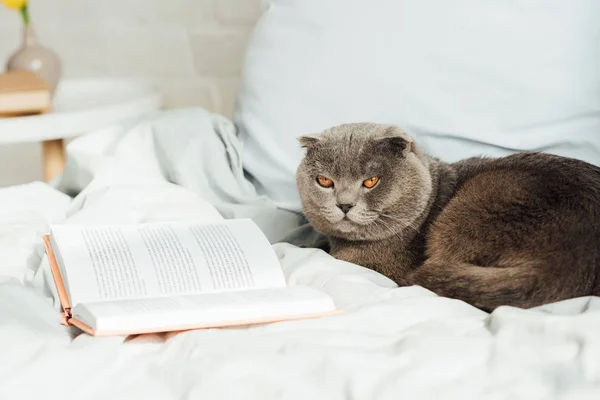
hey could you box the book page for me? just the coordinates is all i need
[50,219,286,306]
[71,286,337,334]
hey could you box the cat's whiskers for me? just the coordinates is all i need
[379,213,404,222]
[372,218,400,240]
[349,212,379,226]
[376,223,398,241]
[321,206,344,223]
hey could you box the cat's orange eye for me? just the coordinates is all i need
[317,175,334,188]
[363,176,380,189]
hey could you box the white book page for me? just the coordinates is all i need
[50,219,285,306]
[72,286,337,333]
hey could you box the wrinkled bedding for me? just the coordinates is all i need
[0,109,599,400]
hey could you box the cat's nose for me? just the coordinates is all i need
[337,203,354,214]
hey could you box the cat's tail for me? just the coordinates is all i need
[411,260,555,312]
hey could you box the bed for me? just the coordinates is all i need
[0,108,599,399]
[2,1,600,398]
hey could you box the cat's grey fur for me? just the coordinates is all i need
[296,123,600,311]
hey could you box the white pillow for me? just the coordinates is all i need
[235,0,600,213]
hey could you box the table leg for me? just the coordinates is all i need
[42,139,66,182]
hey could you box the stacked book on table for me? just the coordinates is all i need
[0,70,51,117]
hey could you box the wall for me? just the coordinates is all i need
[0,0,262,186]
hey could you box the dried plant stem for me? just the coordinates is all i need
[19,4,29,25]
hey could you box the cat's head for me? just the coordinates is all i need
[296,123,434,241]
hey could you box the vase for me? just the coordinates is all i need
[6,24,62,94]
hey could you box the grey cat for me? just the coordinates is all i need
[296,123,600,311]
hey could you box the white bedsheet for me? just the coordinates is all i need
[0,109,599,399]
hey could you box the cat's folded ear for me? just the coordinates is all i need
[298,135,322,150]
[375,126,413,155]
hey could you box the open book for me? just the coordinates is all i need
[43,219,339,336]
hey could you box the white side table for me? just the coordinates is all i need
[0,78,163,182]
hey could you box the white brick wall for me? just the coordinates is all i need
[0,0,262,186]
